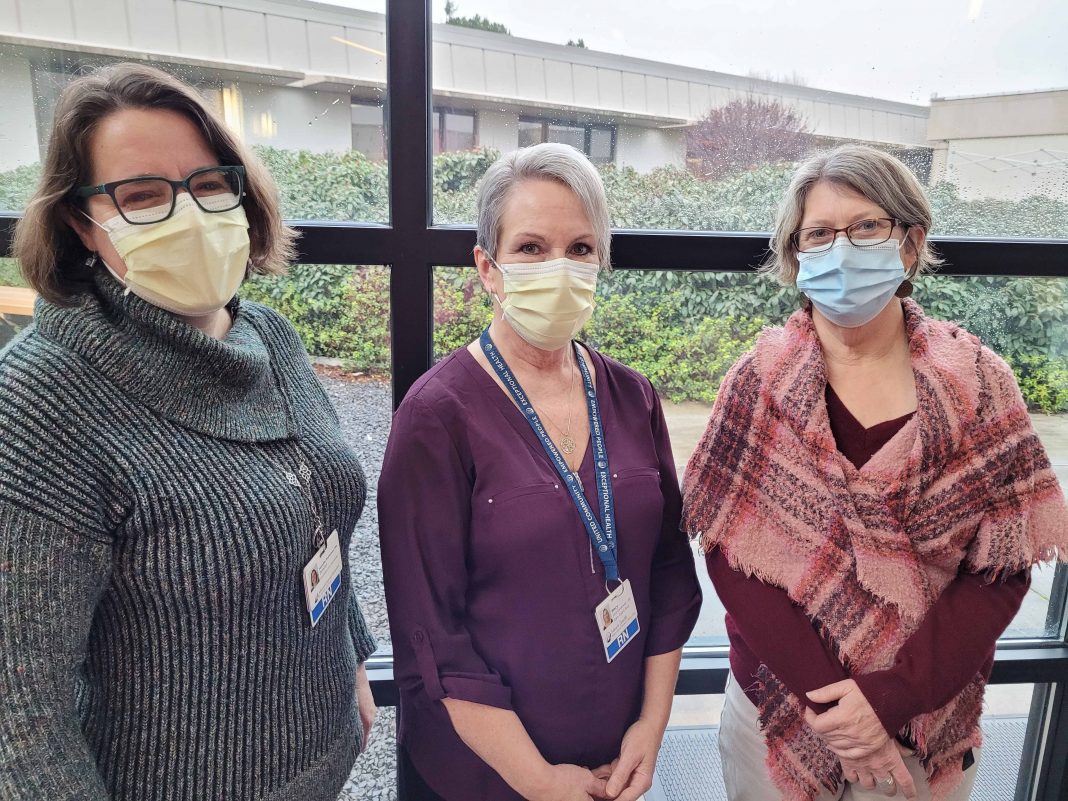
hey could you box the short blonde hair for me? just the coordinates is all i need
[475,143,612,271]
[13,62,297,305]
[762,144,941,286]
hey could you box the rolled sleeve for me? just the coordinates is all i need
[378,394,513,710]
[643,386,702,656]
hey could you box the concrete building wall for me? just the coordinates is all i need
[233,82,351,153]
[0,52,38,172]
[928,91,1068,200]
[477,109,519,153]
[616,126,686,173]
[938,135,1068,201]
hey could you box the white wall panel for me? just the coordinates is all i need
[515,54,545,100]
[266,14,308,72]
[543,59,573,104]
[667,78,689,118]
[0,0,18,31]
[597,68,623,110]
[342,26,385,81]
[175,1,225,61]
[73,0,130,47]
[431,40,454,90]
[19,0,73,39]
[645,76,669,116]
[222,8,269,64]
[621,72,646,114]
[484,50,516,97]
[572,63,597,107]
[129,0,180,52]
[306,21,349,76]
[450,44,485,92]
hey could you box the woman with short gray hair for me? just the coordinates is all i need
[379,143,702,801]
[684,144,1068,800]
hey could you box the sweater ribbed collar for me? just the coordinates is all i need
[34,272,296,443]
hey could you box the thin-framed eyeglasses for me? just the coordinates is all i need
[73,165,246,225]
[791,217,907,254]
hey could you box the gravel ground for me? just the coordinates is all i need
[318,373,397,801]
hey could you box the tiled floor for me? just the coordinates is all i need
[647,715,1028,800]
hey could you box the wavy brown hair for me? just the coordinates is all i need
[13,62,297,305]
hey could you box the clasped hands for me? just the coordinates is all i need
[531,717,662,801]
[804,679,918,799]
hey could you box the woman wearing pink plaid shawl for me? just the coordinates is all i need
[683,145,1068,801]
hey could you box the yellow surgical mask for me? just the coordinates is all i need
[86,193,250,316]
[492,257,598,351]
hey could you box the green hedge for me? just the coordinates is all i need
[3,148,1067,410]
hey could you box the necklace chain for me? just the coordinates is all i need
[532,348,579,459]
[261,447,328,551]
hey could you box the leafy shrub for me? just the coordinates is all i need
[0,163,41,212]
[242,264,391,373]
[433,271,492,360]
[3,146,1066,410]
[1010,355,1068,414]
[583,290,763,404]
[0,258,26,288]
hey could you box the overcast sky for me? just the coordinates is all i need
[316,0,1068,105]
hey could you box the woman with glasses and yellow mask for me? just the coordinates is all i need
[0,63,378,800]
[683,144,1068,801]
[379,143,702,801]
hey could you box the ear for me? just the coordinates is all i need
[61,203,98,253]
[473,246,500,295]
[901,225,925,272]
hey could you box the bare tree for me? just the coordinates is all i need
[687,96,811,180]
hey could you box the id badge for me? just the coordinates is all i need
[303,529,343,627]
[595,579,640,663]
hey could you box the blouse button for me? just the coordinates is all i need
[554,484,559,489]
[488,498,494,504]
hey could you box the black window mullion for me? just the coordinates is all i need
[385,0,434,408]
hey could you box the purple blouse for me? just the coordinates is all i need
[378,345,702,800]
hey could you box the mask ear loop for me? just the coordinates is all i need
[483,253,505,308]
[896,223,917,297]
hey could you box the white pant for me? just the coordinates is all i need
[718,672,980,801]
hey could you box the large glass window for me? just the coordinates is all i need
[430,0,1068,233]
[432,265,1068,645]
[0,0,390,223]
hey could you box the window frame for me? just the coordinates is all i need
[518,114,617,164]
[431,105,478,154]
[1,1,1066,797]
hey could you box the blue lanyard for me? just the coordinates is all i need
[480,328,619,582]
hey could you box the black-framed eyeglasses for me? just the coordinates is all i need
[73,165,246,225]
[791,217,907,254]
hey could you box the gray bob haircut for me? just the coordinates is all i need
[475,143,612,270]
[763,144,942,286]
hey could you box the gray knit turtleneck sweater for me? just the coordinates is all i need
[0,273,377,801]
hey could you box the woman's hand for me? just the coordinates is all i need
[355,663,377,753]
[591,717,664,801]
[804,678,888,759]
[804,678,916,799]
[839,740,918,799]
[528,764,610,801]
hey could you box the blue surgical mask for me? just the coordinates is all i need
[796,238,906,328]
